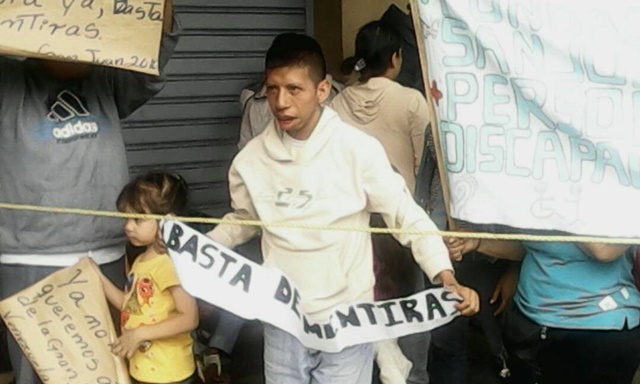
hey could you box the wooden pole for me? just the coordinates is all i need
[409,0,456,230]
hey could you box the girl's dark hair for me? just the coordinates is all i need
[343,20,402,82]
[117,170,188,215]
[340,56,359,76]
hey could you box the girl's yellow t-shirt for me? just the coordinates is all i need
[122,254,194,383]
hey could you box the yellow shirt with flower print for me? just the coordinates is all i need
[122,253,194,383]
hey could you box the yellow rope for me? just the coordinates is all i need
[0,201,639,245]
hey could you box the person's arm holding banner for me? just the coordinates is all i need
[207,164,261,248]
[446,237,630,264]
[362,139,479,316]
[89,257,198,359]
[446,238,526,262]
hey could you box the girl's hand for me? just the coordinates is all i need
[111,328,144,359]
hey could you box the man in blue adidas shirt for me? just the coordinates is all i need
[0,2,179,383]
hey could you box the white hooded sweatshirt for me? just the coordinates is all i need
[209,107,451,322]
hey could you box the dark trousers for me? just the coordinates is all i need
[534,326,639,384]
[429,316,469,384]
[429,256,509,384]
[505,305,640,384]
[199,308,245,354]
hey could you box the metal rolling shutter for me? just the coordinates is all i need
[123,0,313,217]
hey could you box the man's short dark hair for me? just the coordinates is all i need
[265,33,327,83]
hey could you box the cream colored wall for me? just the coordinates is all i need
[341,0,408,58]
[315,0,343,77]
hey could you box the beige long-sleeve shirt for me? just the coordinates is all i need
[330,77,429,193]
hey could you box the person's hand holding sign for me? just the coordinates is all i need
[111,328,145,359]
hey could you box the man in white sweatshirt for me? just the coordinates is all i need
[208,33,479,384]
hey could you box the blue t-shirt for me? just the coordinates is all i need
[515,242,640,330]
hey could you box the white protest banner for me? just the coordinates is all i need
[415,0,640,237]
[164,221,460,353]
[0,258,129,384]
[0,0,165,75]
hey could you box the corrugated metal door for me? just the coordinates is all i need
[123,0,313,217]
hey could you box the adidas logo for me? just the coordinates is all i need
[52,121,99,140]
[47,90,100,143]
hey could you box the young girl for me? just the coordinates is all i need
[93,171,199,384]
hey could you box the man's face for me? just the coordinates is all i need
[265,65,330,140]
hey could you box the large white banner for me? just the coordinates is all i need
[163,221,460,353]
[416,0,640,237]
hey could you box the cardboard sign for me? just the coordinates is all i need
[164,221,461,353]
[416,0,640,237]
[0,0,166,75]
[0,259,130,384]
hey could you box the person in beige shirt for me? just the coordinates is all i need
[331,20,433,384]
[331,20,429,194]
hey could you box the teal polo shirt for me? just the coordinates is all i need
[515,242,640,330]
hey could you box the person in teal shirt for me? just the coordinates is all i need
[447,238,640,384]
